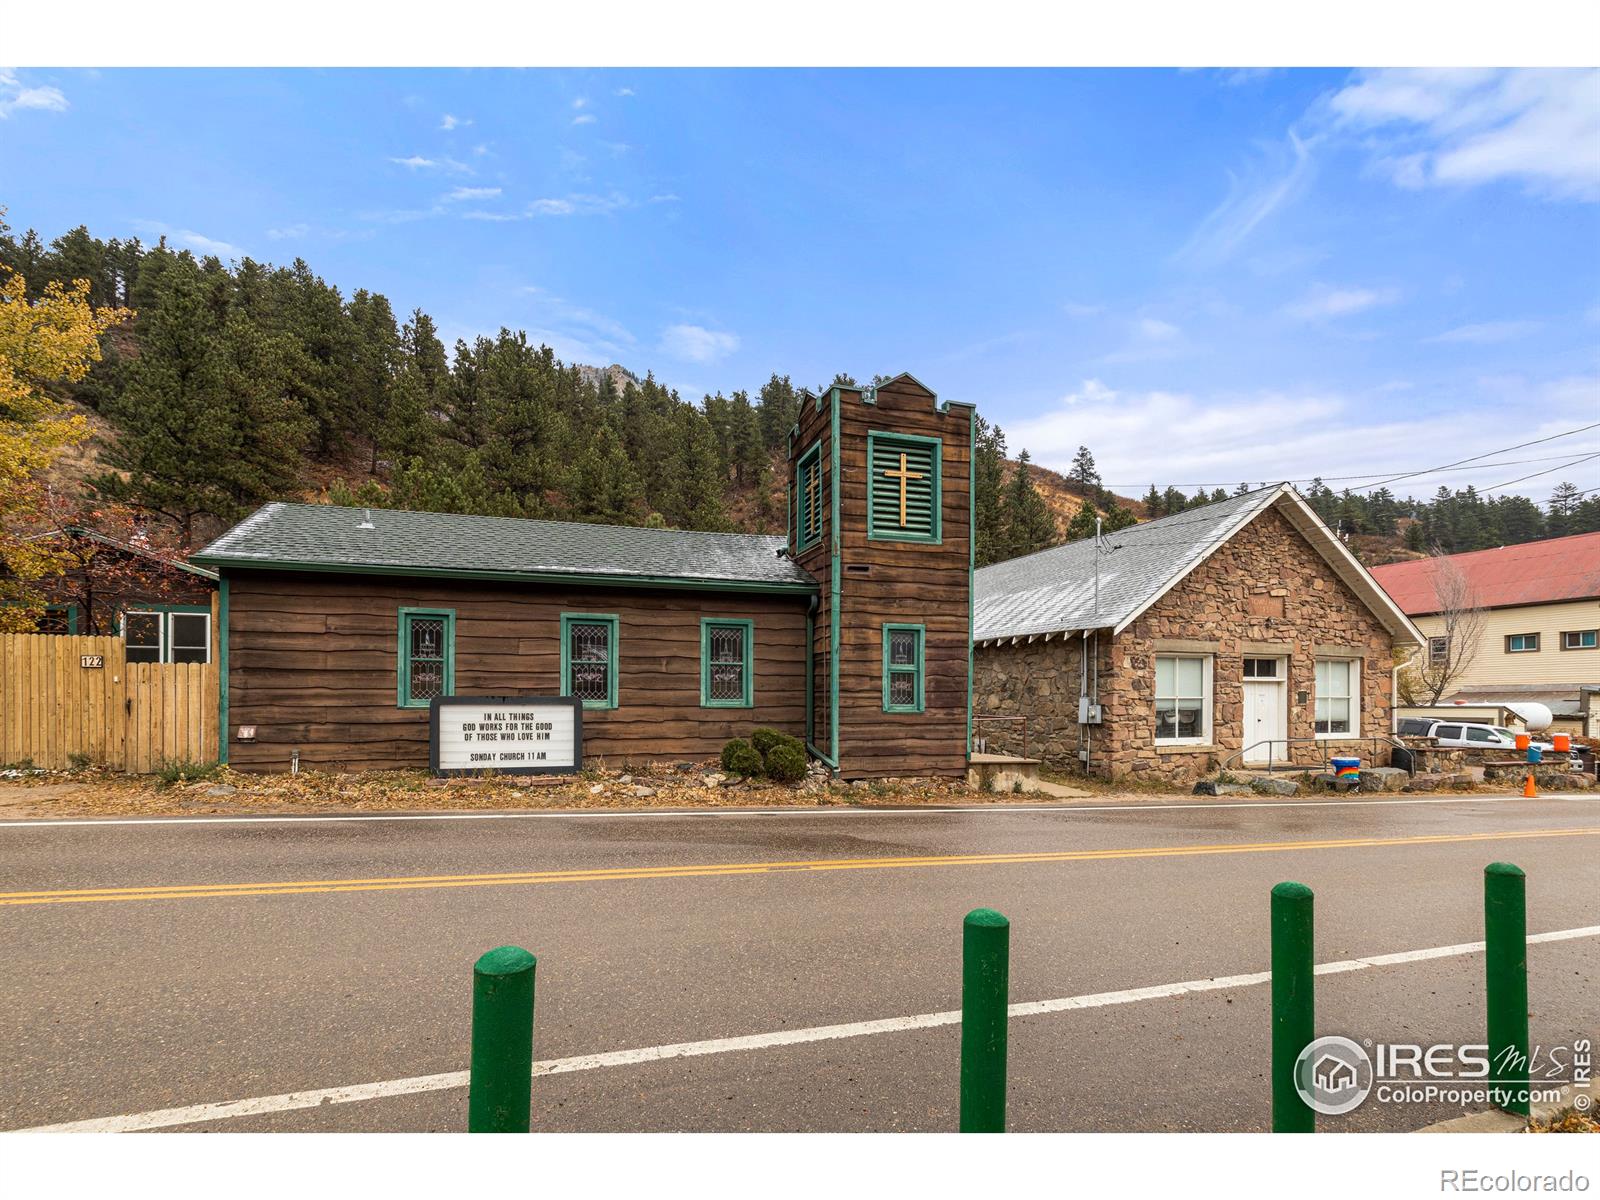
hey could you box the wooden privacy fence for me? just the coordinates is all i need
[0,634,218,772]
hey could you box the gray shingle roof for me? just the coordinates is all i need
[974,487,1284,641]
[193,502,816,591]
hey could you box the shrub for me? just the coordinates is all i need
[764,742,807,784]
[720,738,764,778]
[156,759,219,788]
[750,728,784,756]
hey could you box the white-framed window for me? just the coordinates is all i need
[1314,658,1360,737]
[122,608,212,664]
[1505,633,1539,653]
[1427,636,1449,666]
[1562,629,1597,650]
[1155,655,1211,745]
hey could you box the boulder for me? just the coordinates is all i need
[702,773,726,787]
[1405,774,1441,792]
[1249,776,1299,797]
[1193,779,1252,796]
[204,784,237,797]
[1358,766,1410,793]
[631,785,656,798]
[1560,773,1595,790]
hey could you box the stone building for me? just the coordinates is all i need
[973,485,1422,781]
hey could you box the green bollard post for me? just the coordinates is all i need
[1270,881,1316,1132]
[468,945,537,1133]
[959,907,1010,1132]
[1484,863,1530,1117]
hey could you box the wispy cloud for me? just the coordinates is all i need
[266,224,310,240]
[573,97,589,109]
[1006,374,1600,501]
[572,113,597,126]
[388,154,470,173]
[1098,315,1190,364]
[648,193,680,204]
[615,87,635,98]
[133,220,245,260]
[1325,69,1600,202]
[1425,319,1542,344]
[0,69,67,119]
[514,285,636,362]
[660,323,740,364]
[527,192,629,217]
[440,114,471,131]
[1286,284,1400,321]
[445,186,502,202]
[1175,131,1313,267]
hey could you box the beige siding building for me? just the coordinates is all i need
[1370,533,1600,737]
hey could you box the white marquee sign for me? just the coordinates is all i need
[429,696,583,776]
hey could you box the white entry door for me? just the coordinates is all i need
[1242,657,1288,765]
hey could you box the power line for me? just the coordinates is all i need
[1478,452,1600,493]
[1095,447,1600,491]
[1088,422,1600,499]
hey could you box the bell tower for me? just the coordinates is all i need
[787,374,974,778]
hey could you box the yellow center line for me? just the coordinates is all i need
[3,826,1595,908]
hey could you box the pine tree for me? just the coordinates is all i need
[1102,499,1138,532]
[1002,451,1058,558]
[972,415,1009,567]
[1142,484,1163,520]
[1161,485,1188,515]
[1547,482,1582,537]
[568,423,642,525]
[664,405,728,530]
[94,260,310,542]
[757,373,798,451]
[1065,498,1099,542]
[346,289,400,472]
[1068,445,1101,497]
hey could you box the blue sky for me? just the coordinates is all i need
[2,67,1597,500]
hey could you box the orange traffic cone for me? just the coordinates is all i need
[1523,773,1538,798]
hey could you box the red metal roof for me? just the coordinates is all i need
[1369,532,1600,614]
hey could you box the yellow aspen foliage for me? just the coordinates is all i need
[0,266,131,630]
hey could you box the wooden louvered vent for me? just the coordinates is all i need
[868,433,940,542]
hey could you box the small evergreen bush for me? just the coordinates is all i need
[720,738,764,778]
[764,742,807,783]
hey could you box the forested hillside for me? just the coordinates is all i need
[4,217,1596,573]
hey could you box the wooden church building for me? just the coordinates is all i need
[192,374,974,778]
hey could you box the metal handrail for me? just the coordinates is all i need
[971,714,1029,760]
[1216,734,1411,777]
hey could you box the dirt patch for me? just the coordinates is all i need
[0,764,995,820]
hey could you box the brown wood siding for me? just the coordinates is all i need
[787,378,972,778]
[226,572,810,773]
[838,379,971,777]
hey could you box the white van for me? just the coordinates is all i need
[1429,722,1554,753]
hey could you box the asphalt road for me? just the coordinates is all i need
[1,792,1596,1133]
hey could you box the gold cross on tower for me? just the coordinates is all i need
[884,452,925,527]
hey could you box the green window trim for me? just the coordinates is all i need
[41,603,79,635]
[561,612,620,710]
[796,440,823,551]
[121,603,214,664]
[700,618,754,708]
[397,607,456,709]
[882,623,926,714]
[867,430,942,544]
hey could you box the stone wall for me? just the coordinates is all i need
[974,504,1400,782]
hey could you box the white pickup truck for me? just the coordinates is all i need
[1427,722,1555,753]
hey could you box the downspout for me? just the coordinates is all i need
[828,386,841,772]
[217,572,229,766]
[1080,628,1090,771]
